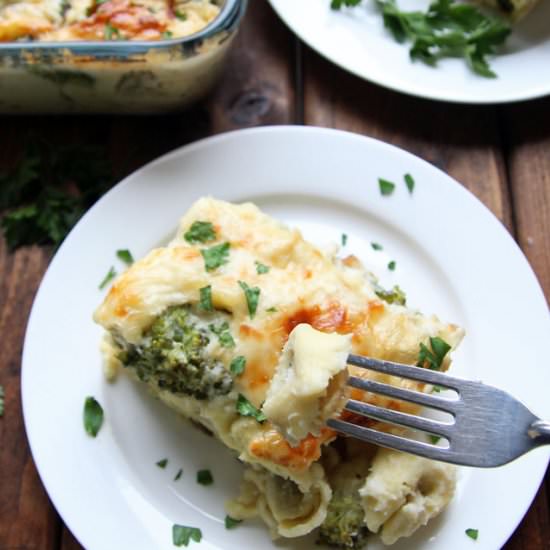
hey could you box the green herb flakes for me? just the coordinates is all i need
[104,23,121,40]
[116,249,134,265]
[156,458,168,469]
[162,31,173,39]
[239,281,260,318]
[199,285,213,311]
[341,233,348,246]
[83,396,103,437]
[174,9,187,20]
[371,242,383,251]
[225,516,242,529]
[266,307,278,313]
[379,178,396,196]
[173,525,202,547]
[0,385,4,417]
[374,284,406,305]
[230,356,246,376]
[404,173,415,193]
[209,322,235,348]
[255,261,270,274]
[184,221,216,244]
[174,468,183,481]
[99,266,116,290]
[236,394,266,423]
[197,469,213,486]
[201,242,230,272]
[429,435,441,444]
[388,260,396,271]
[331,0,362,8]
[417,337,451,371]
[465,528,479,541]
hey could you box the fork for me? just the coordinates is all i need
[327,355,550,468]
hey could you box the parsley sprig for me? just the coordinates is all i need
[417,336,451,370]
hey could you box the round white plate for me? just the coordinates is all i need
[23,126,550,550]
[268,0,550,103]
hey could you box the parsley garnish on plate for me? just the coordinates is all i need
[404,173,415,193]
[225,516,243,529]
[465,528,479,540]
[417,336,451,371]
[266,306,278,313]
[371,242,383,251]
[162,31,173,39]
[184,221,216,244]
[201,242,230,272]
[197,469,213,486]
[388,260,396,271]
[238,281,260,318]
[331,0,361,8]
[341,233,348,246]
[174,468,183,481]
[83,396,104,437]
[104,23,121,40]
[209,322,235,348]
[379,178,396,196]
[173,525,202,547]
[236,394,267,423]
[255,261,270,274]
[116,249,134,265]
[0,385,4,417]
[174,9,187,20]
[99,266,116,290]
[430,435,441,444]
[230,356,246,376]
[156,458,168,469]
[199,285,213,311]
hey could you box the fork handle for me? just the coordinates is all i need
[529,420,550,445]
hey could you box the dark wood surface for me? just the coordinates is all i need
[1,1,549,549]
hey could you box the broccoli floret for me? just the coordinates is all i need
[318,490,369,549]
[117,305,233,400]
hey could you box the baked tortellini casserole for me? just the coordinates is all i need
[0,0,220,42]
[94,198,464,548]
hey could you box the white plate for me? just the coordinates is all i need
[268,0,550,104]
[22,126,550,550]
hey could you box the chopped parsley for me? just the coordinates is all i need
[184,221,216,244]
[341,233,348,246]
[83,396,103,437]
[201,242,230,272]
[104,23,121,40]
[432,385,443,393]
[374,284,406,305]
[174,468,183,481]
[378,178,396,196]
[236,394,266,423]
[230,356,246,376]
[238,281,260,318]
[388,260,396,271]
[199,285,213,311]
[255,261,270,274]
[116,249,134,265]
[331,0,361,8]
[172,525,202,547]
[162,31,173,39]
[196,469,213,486]
[266,307,278,313]
[371,242,383,251]
[404,173,415,194]
[0,385,4,417]
[225,516,242,529]
[465,528,479,541]
[429,435,441,444]
[209,322,235,348]
[156,458,168,469]
[417,336,451,371]
[174,9,187,20]
[99,266,116,290]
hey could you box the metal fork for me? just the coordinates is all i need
[327,355,550,467]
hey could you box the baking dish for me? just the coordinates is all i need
[0,0,246,114]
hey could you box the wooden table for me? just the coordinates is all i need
[1,1,549,548]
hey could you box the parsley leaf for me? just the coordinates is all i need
[184,221,216,244]
[116,249,134,265]
[266,307,278,313]
[0,385,4,417]
[331,0,362,8]
[238,281,260,318]
[209,322,235,348]
[371,242,383,251]
[199,285,213,311]
[374,284,406,305]
[225,516,242,529]
[230,356,246,376]
[375,0,510,78]
[104,23,121,40]
[465,528,479,541]
[99,266,116,290]
[172,525,202,547]
[341,233,348,246]
[255,261,270,274]
[156,458,168,469]
[417,336,451,370]
[83,396,103,437]
[162,30,173,39]
[174,468,183,481]
[197,469,213,485]
[236,394,266,423]
[429,435,441,444]
[404,173,415,193]
[174,9,187,20]
[379,178,396,196]
[201,242,230,271]
[388,260,396,271]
